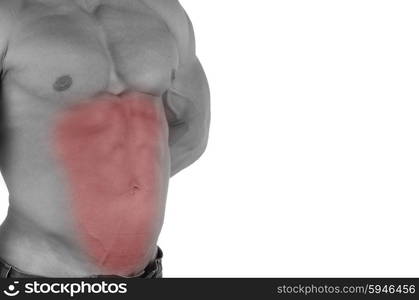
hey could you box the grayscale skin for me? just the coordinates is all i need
[0,0,210,277]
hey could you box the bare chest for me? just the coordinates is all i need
[3,0,179,102]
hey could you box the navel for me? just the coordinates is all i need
[53,75,73,92]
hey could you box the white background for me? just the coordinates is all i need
[1,0,419,277]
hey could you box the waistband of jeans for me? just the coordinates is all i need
[0,246,163,278]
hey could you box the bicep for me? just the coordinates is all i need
[164,58,210,145]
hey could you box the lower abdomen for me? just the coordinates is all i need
[53,93,169,276]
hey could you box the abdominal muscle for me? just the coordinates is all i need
[53,92,170,276]
[0,91,170,277]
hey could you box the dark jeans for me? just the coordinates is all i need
[0,247,163,278]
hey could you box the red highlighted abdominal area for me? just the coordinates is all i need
[53,94,169,275]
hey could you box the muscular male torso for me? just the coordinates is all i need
[0,0,210,277]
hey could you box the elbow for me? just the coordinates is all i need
[170,134,209,177]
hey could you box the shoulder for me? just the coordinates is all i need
[141,0,195,64]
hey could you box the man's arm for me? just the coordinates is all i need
[143,0,211,176]
[0,0,19,73]
[0,4,9,72]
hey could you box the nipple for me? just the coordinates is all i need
[53,75,73,92]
